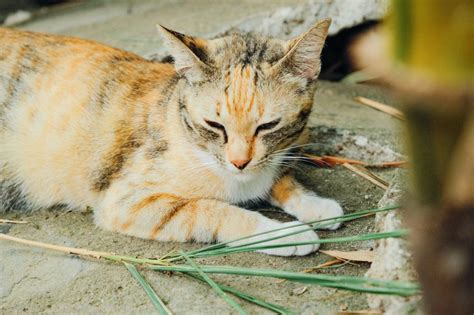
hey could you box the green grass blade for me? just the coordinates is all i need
[184,272,295,315]
[218,285,295,315]
[179,251,248,315]
[148,264,421,297]
[124,262,172,315]
[174,205,399,260]
[187,230,408,259]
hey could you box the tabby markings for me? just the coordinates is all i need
[92,125,142,191]
[224,65,260,116]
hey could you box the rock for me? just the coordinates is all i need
[220,0,389,39]
[365,170,422,314]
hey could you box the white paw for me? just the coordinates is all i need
[232,220,319,256]
[287,194,344,230]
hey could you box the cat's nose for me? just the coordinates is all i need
[230,158,251,170]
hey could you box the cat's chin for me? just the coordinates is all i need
[191,148,267,183]
[229,171,255,182]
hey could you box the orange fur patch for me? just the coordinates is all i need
[271,176,297,204]
[121,193,181,230]
[149,199,195,239]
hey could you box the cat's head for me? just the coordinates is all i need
[157,20,330,180]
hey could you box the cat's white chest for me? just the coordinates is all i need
[188,147,278,203]
[220,169,277,204]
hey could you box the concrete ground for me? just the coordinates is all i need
[1,1,405,314]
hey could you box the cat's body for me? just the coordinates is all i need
[0,20,343,256]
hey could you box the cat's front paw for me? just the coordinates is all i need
[232,220,319,256]
[287,194,344,230]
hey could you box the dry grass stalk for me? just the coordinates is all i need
[302,259,344,273]
[342,163,389,190]
[304,154,366,167]
[367,161,408,168]
[320,250,375,262]
[0,233,111,259]
[274,259,345,282]
[355,96,405,120]
[0,219,29,224]
[304,154,407,169]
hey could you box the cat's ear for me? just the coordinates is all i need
[273,19,331,84]
[156,25,211,83]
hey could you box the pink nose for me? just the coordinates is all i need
[230,159,251,170]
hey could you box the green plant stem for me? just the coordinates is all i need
[148,264,420,297]
[180,230,408,259]
[180,251,247,315]
[124,262,173,314]
[169,205,400,261]
[183,273,295,315]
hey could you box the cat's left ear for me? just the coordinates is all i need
[156,25,211,83]
[273,18,331,84]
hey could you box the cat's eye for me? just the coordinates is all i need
[205,119,225,130]
[255,118,281,135]
[204,119,228,142]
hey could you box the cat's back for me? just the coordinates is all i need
[0,27,175,128]
[0,27,122,77]
[0,27,144,65]
[0,28,176,211]
[0,28,174,107]
[0,27,173,93]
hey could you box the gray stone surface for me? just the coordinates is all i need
[365,171,422,315]
[223,0,388,39]
[0,1,416,314]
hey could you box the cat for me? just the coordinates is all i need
[0,19,343,256]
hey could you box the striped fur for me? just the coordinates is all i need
[0,19,343,256]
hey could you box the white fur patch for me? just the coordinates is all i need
[231,218,319,256]
[192,146,279,203]
[281,192,344,230]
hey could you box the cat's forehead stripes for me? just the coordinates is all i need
[223,64,262,117]
[213,33,286,68]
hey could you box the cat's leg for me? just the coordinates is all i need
[269,174,343,230]
[95,189,320,256]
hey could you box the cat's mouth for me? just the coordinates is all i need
[192,146,268,181]
[223,162,256,179]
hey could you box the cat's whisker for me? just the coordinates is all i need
[278,157,311,161]
[271,142,322,155]
[267,162,304,173]
[265,154,309,164]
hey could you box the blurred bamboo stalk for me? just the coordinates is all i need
[354,0,473,314]
[391,1,473,314]
[391,0,473,85]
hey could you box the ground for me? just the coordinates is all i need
[0,1,405,314]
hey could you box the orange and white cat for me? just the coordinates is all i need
[0,19,343,256]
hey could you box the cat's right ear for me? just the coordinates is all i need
[156,25,211,83]
[271,19,331,86]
